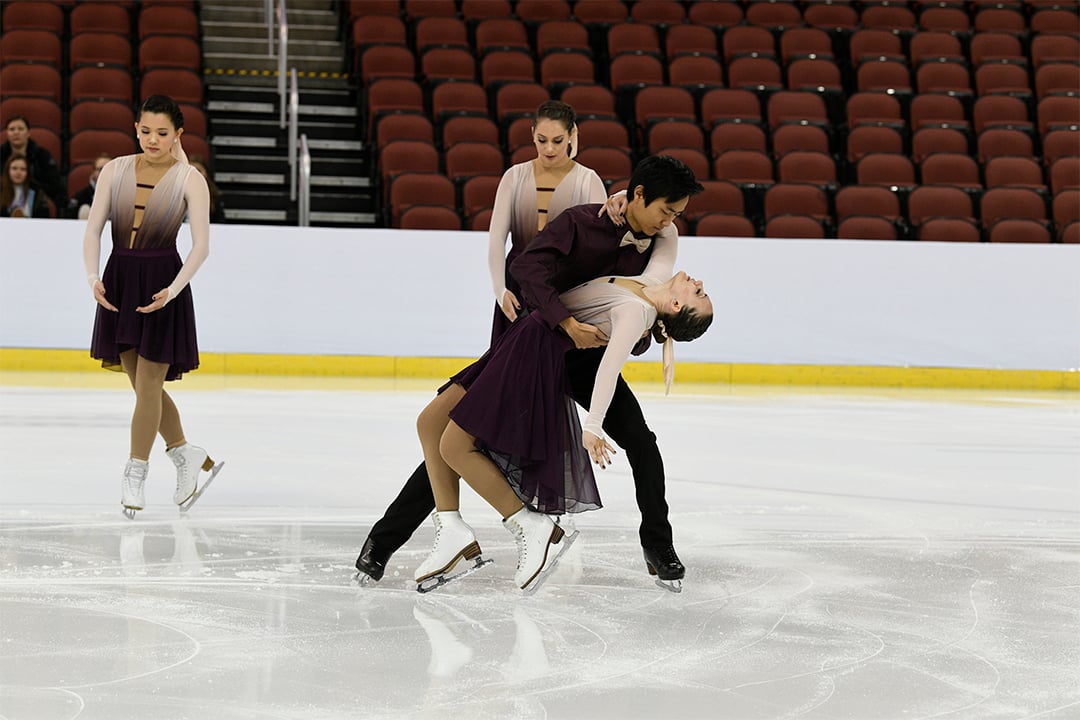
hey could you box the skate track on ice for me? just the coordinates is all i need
[1,378,1078,720]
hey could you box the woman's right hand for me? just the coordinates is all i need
[500,289,521,322]
[597,193,628,226]
[583,431,616,469]
[92,280,118,311]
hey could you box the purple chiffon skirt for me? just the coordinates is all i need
[446,312,600,514]
[90,247,199,381]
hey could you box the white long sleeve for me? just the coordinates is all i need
[164,168,211,301]
[557,276,663,437]
[82,160,118,284]
[487,166,517,302]
[639,225,678,286]
[582,300,653,437]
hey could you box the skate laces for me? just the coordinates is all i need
[170,451,188,493]
[654,546,680,565]
[510,520,527,570]
[124,461,147,490]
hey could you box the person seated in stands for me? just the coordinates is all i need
[66,153,112,220]
[1,155,52,218]
[1,115,64,208]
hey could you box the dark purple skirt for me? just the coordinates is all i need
[446,312,600,514]
[90,247,199,381]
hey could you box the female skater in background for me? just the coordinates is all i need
[82,95,222,518]
[487,99,608,342]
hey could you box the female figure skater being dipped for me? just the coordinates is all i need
[83,95,222,518]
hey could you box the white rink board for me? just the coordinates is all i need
[2,217,1078,369]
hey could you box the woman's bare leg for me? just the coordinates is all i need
[118,349,170,460]
[416,384,466,511]
[440,420,523,519]
[120,349,186,451]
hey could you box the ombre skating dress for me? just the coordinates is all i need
[446,277,659,515]
[487,161,606,344]
[90,155,199,381]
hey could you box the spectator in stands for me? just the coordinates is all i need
[1,115,64,207]
[1,155,52,218]
[188,156,226,223]
[66,153,113,220]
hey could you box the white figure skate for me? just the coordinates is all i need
[503,506,574,594]
[121,458,148,519]
[167,442,224,513]
[415,511,493,593]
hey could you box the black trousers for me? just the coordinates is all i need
[366,347,673,555]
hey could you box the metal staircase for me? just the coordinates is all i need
[199,0,374,226]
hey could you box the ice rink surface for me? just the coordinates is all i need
[1,377,1078,720]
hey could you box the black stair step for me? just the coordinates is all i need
[310,193,374,213]
[213,155,289,174]
[213,154,368,177]
[224,189,291,211]
[311,158,368,175]
[208,107,358,125]
[224,209,293,225]
[207,84,355,107]
[213,118,286,139]
[213,120,360,143]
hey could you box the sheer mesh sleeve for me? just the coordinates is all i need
[487,166,517,302]
[640,225,677,285]
[582,301,652,437]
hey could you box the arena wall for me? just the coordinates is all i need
[2,218,1077,388]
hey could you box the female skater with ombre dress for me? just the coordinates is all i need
[82,95,222,518]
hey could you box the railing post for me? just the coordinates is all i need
[289,68,299,202]
[277,0,288,129]
[265,0,273,55]
[299,134,311,226]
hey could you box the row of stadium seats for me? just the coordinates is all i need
[1,1,209,198]
[359,0,1079,238]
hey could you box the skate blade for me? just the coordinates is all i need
[178,461,225,513]
[655,578,683,594]
[353,571,378,588]
[522,527,579,596]
[416,557,493,594]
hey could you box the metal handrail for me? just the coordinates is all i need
[276,0,288,128]
[298,134,311,226]
[265,0,273,56]
[288,68,299,202]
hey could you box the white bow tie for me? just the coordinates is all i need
[620,231,652,253]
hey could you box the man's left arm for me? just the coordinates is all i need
[639,225,678,285]
[628,225,679,356]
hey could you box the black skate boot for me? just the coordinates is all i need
[643,545,685,593]
[355,537,388,585]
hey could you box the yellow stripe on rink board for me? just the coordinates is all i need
[0,348,1076,391]
[622,361,1078,391]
